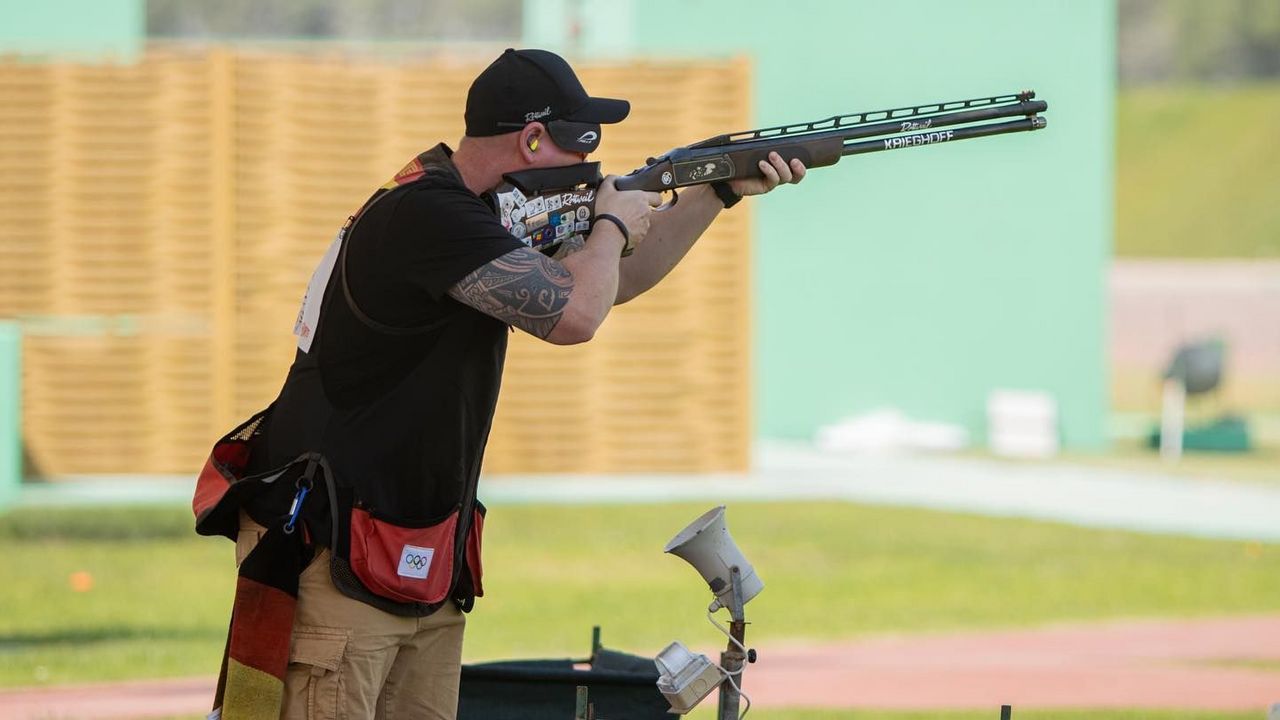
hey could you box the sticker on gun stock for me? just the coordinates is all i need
[495,182,599,256]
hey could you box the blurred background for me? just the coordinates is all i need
[0,1,1277,718]
[1,0,1277,486]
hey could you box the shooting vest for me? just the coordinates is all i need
[194,147,488,618]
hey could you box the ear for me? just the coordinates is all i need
[519,122,544,163]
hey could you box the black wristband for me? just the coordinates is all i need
[711,181,742,209]
[594,213,634,257]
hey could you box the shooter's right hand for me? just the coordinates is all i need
[594,175,663,250]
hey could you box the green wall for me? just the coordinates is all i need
[548,0,1110,450]
[0,0,143,59]
[0,324,19,509]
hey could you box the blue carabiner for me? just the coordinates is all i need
[283,485,309,535]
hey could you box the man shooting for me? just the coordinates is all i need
[200,47,804,720]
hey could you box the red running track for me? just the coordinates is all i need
[1,615,1278,718]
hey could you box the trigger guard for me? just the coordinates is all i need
[654,188,679,212]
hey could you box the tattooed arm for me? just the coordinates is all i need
[447,222,627,345]
[449,176,659,344]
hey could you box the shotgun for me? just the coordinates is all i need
[490,91,1047,254]
[615,90,1047,193]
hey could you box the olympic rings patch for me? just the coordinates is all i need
[397,544,435,580]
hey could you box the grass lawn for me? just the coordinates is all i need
[1117,84,1280,258]
[1,502,1277,691]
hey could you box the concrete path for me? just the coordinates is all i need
[478,442,1280,542]
[3,615,1278,718]
[20,441,1280,541]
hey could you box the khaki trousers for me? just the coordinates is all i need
[236,513,466,720]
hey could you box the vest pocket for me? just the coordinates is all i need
[348,507,457,604]
[465,502,485,598]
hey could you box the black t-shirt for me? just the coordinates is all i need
[263,144,524,521]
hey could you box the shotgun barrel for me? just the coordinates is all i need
[614,92,1047,193]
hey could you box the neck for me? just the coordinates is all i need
[452,138,512,196]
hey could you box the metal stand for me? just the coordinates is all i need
[1159,377,1186,462]
[717,566,750,720]
[574,686,595,720]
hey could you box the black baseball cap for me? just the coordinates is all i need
[465,48,630,154]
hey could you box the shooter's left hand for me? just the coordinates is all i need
[728,151,807,197]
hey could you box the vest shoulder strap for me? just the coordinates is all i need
[337,167,461,336]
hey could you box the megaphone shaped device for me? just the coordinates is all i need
[664,505,763,612]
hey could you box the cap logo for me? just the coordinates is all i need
[576,130,599,144]
[525,106,552,122]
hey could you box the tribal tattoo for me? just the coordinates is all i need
[447,247,574,338]
[550,234,587,261]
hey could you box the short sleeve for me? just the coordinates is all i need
[344,179,525,325]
